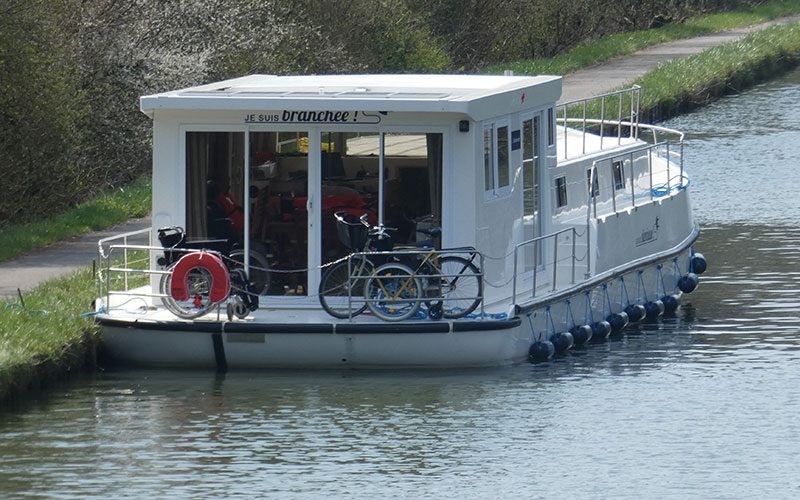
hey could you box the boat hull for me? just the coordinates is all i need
[99,318,528,369]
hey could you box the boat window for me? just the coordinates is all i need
[547,108,555,146]
[483,126,494,193]
[318,131,443,264]
[555,176,568,208]
[612,160,626,190]
[185,131,245,242]
[247,131,310,295]
[497,125,510,188]
[587,168,600,197]
[483,121,511,198]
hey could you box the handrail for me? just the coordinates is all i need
[511,227,580,309]
[584,139,686,277]
[557,86,642,159]
[346,248,486,321]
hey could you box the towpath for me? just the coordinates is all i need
[1,15,799,298]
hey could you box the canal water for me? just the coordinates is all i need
[2,70,800,499]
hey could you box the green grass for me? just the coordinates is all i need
[635,22,800,118]
[487,0,800,76]
[0,177,151,263]
[0,267,99,401]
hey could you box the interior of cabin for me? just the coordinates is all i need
[184,130,443,296]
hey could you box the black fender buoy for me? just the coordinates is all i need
[528,340,555,362]
[661,294,680,315]
[549,331,574,353]
[570,324,594,346]
[606,312,629,333]
[691,253,707,275]
[625,303,646,323]
[590,320,612,342]
[678,273,699,293]
[644,300,664,320]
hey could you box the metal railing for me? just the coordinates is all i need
[511,227,582,308]
[557,86,641,160]
[97,228,171,309]
[341,248,486,320]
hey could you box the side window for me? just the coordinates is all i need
[547,108,555,146]
[483,126,494,193]
[483,121,511,198]
[587,168,600,197]
[555,176,568,208]
[612,160,625,190]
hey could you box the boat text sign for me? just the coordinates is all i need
[244,111,384,124]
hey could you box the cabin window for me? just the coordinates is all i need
[483,126,494,193]
[547,108,555,146]
[318,131,443,263]
[587,168,600,197]
[483,121,511,198]
[612,160,626,190]
[555,176,568,208]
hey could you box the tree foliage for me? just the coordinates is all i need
[0,0,766,225]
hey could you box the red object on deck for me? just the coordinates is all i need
[170,251,231,303]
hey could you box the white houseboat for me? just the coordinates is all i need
[96,74,705,369]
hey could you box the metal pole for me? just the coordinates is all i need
[630,152,636,208]
[617,93,623,144]
[532,241,538,298]
[600,97,606,150]
[552,234,558,291]
[123,235,129,291]
[512,245,518,308]
[378,133,385,226]
[571,228,576,284]
[648,148,654,201]
[582,101,587,155]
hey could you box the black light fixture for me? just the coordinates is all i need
[459,120,470,132]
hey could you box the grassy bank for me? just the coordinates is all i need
[0,267,99,402]
[487,0,800,76]
[0,178,151,264]
[636,23,800,120]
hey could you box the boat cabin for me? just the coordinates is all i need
[140,74,563,305]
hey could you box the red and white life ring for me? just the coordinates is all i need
[170,251,231,303]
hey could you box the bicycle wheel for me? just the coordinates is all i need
[229,249,271,295]
[319,256,374,319]
[364,262,422,322]
[160,265,216,319]
[437,256,482,319]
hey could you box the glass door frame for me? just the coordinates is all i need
[520,111,546,275]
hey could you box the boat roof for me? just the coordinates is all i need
[140,74,562,121]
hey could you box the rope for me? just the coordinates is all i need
[603,283,614,316]
[564,299,576,329]
[657,264,668,297]
[546,306,556,336]
[637,270,648,302]
[526,313,542,342]
[619,276,631,306]
[584,291,595,324]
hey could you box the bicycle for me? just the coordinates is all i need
[156,226,266,319]
[318,213,482,321]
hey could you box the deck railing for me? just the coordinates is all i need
[510,227,582,308]
[97,228,168,309]
[342,248,486,320]
[557,86,642,160]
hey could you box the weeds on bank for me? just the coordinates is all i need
[0,268,99,400]
[636,23,800,116]
[488,0,800,76]
[0,178,151,263]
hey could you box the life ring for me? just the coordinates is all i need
[170,251,231,303]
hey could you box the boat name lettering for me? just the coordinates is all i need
[245,111,383,124]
